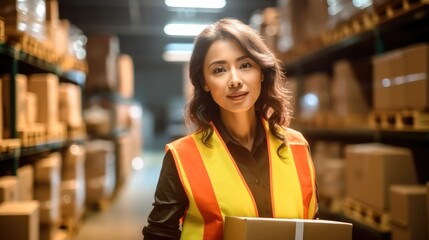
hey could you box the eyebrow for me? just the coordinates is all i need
[208,55,250,68]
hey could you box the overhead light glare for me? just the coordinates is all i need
[165,0,226,9]
[163,43,194,62]
[164,23,208,36]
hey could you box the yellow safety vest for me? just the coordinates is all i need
[166,119,317,240]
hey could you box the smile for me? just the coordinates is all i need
[227,92,248,100]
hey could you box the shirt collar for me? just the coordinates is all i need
[212,115,266,152]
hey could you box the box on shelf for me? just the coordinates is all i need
[59,83,83,128]
[34,152,61,184]
[224,216,352,240]
[28,73,60,129]
[85,35,120,93]
[0,201,39,240]
[0,176,18,203]
[1,73,28,137]
[85,140,116,203]
[345,143,417,211]
[277,0,329,53]
[62,144,85,180]
[0,0,46,41]
[34,153,61,225]
[403,43,429,110]
[60,179,85,222]
[25,91,37,125]
[117,54,134,98]
[17,165,34,201]
[331,59,370,120]
[390,185,428,240]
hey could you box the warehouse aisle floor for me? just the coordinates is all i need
[71,149,165,240]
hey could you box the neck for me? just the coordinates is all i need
[220,110,258,151]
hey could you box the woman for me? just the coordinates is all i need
[142,18,318,240]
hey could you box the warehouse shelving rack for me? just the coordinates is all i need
[0,42,86,175]
[280,1,429,240]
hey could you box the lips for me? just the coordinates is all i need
[227,91,248,100]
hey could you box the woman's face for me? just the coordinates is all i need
[203,39,263,115]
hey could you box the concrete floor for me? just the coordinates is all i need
[71,150,164,240]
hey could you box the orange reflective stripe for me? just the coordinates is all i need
[170,136,223,240]
[289,144,313,219]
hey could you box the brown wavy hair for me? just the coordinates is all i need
[186,18,292,151]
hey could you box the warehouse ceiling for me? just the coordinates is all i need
[58,0,277,66]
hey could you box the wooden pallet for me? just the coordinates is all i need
[369,110,429,129]
[318,194,344,213]
[322,0,427,46]
[67,124,86,140]
[342,197,390,232]
[0,138,21,154]
[47,123,67,142]
[60,216,84,238]
[18,124,46,147]
[6,31,58,65]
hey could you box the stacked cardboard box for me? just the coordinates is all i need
[0,176,18,203]
[28,73,59,130]
[85,35,120,93]
[59,83,83,128]
[34,153,61,228]
[0,201,40,240]
[60,144,86,226]
[117,54,134,98]
[345,143,417,212]
[1,74,28,137]
[17,165,34,201]
[390,185,428,240]
[372,43,429,111]
[84,140,116,205]
[0,0,46,41]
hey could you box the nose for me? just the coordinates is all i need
[228,69,243,88]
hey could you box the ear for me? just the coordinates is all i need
[202,82,210,92]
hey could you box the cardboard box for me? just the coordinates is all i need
[1,74,28,136]
[28,73,59,128]
[34,152,61,184]
[25,91,37,125]
[17,165,34,201]
[403,43,429,110]
[60,180,85,220]
[85,35,120,93]
[372,53,392,110]
[34,184,60,225]
[59,83,83,128]
[390,185,428,240]
[117,54,134,98]
[345,143,417,211]
[85,140,115,176]
[372,50,408,111]
[0,176,18,203]
[0,201,39,240]
[224,216,352,240]
[62,144,85,180]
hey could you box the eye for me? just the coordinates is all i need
[213,66,225,74]
[240,62,252,69]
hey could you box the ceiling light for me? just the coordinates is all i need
[165,0,226,9]
[164,23,208,36]
[163,43,194,62]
